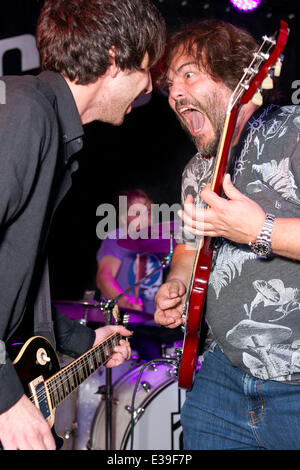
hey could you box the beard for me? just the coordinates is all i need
[176,92,227,156]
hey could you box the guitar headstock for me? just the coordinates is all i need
[229,20,289,110]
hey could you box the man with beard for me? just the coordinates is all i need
[154,19,300,449]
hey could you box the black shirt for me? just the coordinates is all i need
[0,71,95,413]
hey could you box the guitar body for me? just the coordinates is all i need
[10,337,63,449]
[178,237,214,389]
[12,337,60,387]
[1,331,121,449]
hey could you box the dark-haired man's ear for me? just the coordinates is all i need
[108,46,120,78]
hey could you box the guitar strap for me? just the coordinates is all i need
[34,258,56,349]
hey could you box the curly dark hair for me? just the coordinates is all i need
[36,0,166,85]
[155,19,281,104]
[156,19,258,92]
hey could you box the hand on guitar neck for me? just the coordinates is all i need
[93,324,132,366]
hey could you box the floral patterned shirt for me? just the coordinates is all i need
[177,105,300,383]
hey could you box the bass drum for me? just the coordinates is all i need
[89,362,186,450]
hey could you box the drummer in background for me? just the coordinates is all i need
[96,189,182,360]
[96,189,159,312]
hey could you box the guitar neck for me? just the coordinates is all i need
[45,332,121,409]
[211,104,240,195]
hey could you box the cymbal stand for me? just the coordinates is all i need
[99,298,118,450]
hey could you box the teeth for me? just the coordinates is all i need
[180,107,189,113]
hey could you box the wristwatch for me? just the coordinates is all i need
[248,213,275,257]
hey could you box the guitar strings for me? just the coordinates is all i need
[28,334,121,405]
[43,334,120,398]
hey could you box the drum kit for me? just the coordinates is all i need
[53,220,187,451]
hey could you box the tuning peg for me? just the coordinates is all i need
[274,58,282,77]
[122,314,130,328]
[262,35,276,46]
[252,90,263,106]
[262,74,273,90]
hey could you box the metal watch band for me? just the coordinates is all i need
[256,213,275,243]
[248,212,275,257]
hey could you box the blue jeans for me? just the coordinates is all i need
[181,343,300,450]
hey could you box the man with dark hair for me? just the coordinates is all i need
[155,19,300,449]
[0,0,166,450]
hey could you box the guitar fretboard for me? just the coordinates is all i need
[45,333,121,409]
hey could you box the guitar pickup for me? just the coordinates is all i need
[29,375,51,420]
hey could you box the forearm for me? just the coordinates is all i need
[97,272,124,299]
[271,218,300,260]
[166,243,196,288]
[96,272,139,308]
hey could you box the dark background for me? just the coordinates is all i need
[1,0,299,301]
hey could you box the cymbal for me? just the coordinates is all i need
[53,300,154,324]
[117,219,180,253]
[117,237,173,253]
[53,300,106,323]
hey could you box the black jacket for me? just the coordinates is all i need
[0,71,95,413]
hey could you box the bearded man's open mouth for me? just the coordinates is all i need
[176,104,205,136]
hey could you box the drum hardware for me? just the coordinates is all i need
[55,234,175,451]
[147,363,158,372]
[161,342,182,377]
[78,306,90,326]
[124,405,144,420]
[95,385,107,395]
[141,381,152,392]
[53,299,107,323]
[89,359,184,450]
[100,300,115,451]
[62,421,77,441]
[97,243,175,450]
[128,357,179,451]
[95,385,120,406]
[174,348,182,374]
[75,357,139,450]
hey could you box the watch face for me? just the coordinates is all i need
[252,240,271,257]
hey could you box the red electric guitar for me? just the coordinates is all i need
[178,20,289,390]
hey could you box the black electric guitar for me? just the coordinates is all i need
[1,332,122,449]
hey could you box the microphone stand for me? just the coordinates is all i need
[98,232,175,450]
